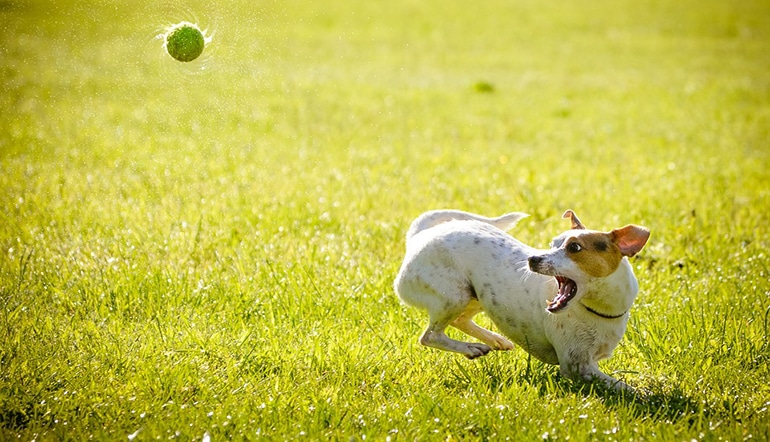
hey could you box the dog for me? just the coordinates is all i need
[394,209,650,391]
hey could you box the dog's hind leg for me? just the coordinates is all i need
[396,265,492,358]
[418,297,493,359]
[451,300,514,351]
[420,316,492,359]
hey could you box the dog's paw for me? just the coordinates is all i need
[492,337,515,351]
[463,343,492,359]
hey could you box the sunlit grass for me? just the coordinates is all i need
[1,0,769,439]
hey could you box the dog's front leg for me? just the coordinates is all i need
[560,362,633,392]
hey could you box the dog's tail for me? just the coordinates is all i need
[406,210,529,240]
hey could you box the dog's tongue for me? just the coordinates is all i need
[547,277,577,312]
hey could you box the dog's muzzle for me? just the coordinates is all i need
[528,255,578,313]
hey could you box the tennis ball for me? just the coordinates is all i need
[165,22,205,62]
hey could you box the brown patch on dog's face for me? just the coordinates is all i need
[563,232,623,278]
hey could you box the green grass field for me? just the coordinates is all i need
[2,0,770,439]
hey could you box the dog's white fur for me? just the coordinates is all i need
[394,209,650,391]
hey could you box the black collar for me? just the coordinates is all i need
[581,303,627,319]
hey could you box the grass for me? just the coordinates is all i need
[1,0,769,439]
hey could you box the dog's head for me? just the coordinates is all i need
[528,210,650,313]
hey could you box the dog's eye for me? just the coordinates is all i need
[567,242,582,253]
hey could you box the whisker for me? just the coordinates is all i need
[514,260,533,283]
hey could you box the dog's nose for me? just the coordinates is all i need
[528,255,544,269]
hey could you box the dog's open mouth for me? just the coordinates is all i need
[547,276,577,312]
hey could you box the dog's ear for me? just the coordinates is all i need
[611,225,650,257]
[563,210,586,230]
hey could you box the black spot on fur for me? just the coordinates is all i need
[479,282,498,305]
[593,240,609,252]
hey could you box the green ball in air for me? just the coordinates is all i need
[165,22,205,62]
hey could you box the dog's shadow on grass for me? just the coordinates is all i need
[450,357,709,424]
[555,377,708,424]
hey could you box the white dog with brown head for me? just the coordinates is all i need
[394,209,650,390]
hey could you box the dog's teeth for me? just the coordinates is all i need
[549,277,577,312]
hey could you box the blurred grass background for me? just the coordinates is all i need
[1,0,769,439]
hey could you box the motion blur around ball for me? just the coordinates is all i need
[164,22,205,62]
